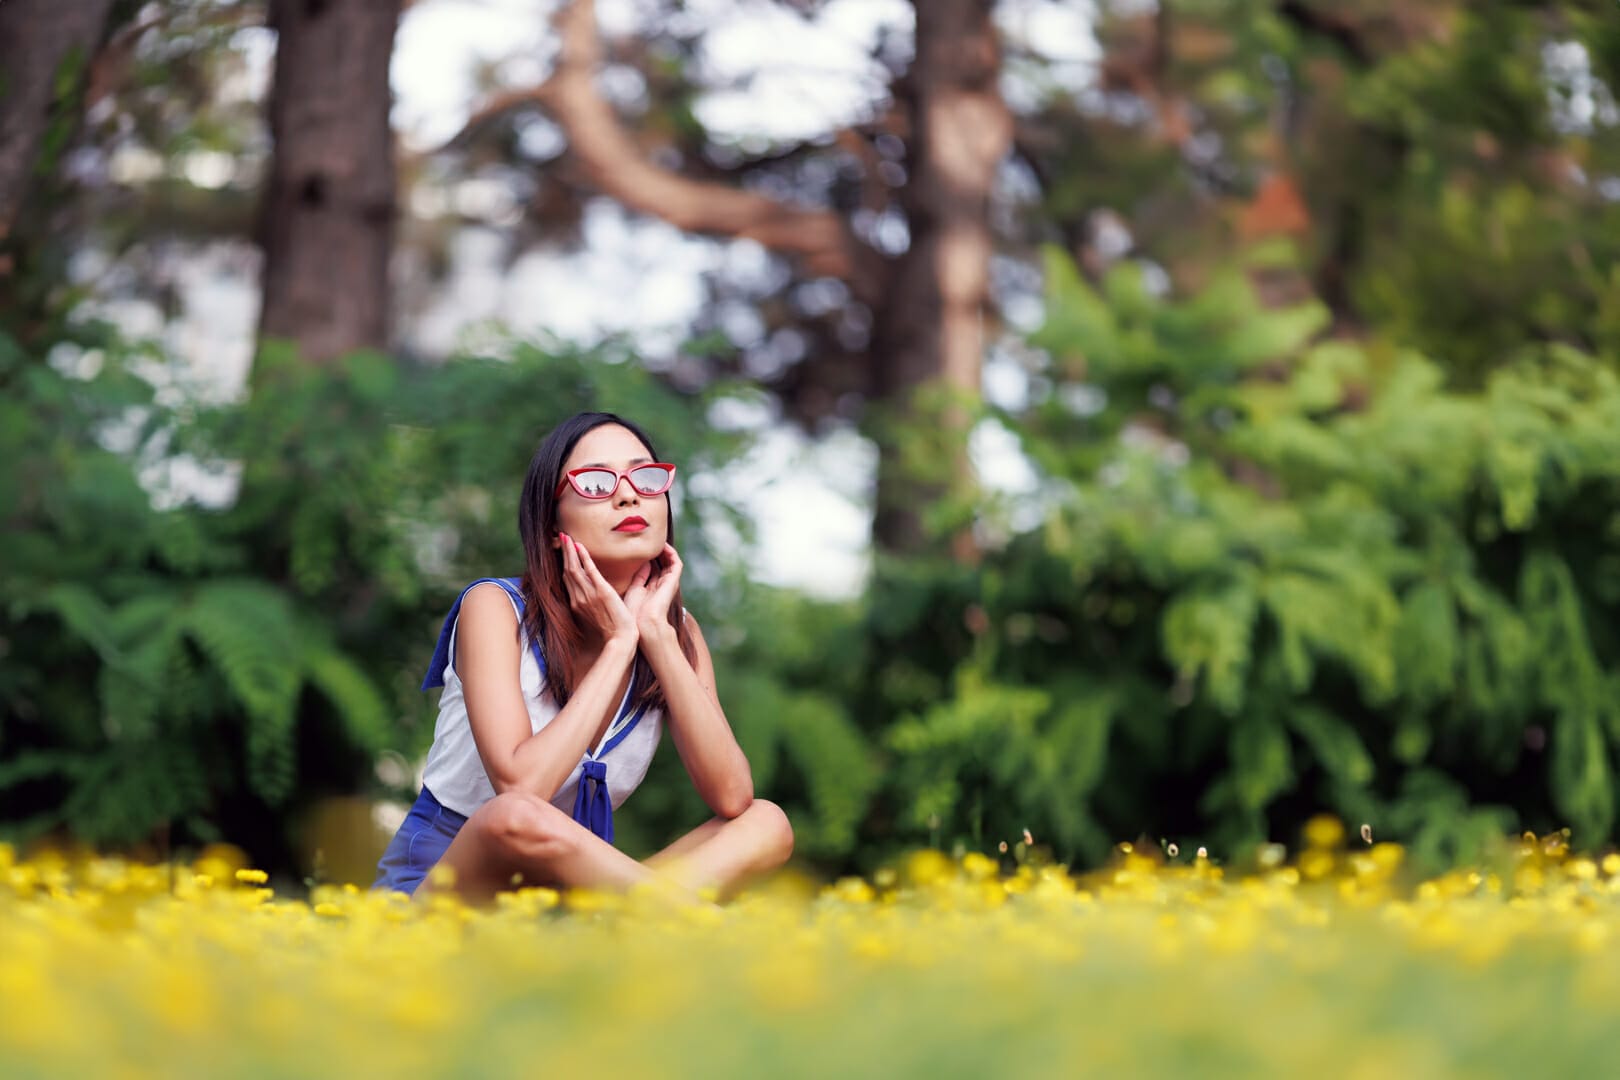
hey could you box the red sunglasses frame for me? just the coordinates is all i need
[554,462,677,500]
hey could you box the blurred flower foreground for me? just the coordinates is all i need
[6,821,1620,1079]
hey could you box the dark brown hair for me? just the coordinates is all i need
[517,412,696,711]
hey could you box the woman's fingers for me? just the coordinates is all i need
[638,544,683,621]
[577,541,609,590]
[654,545,683,592]
[557,533,577,596]
[560,534,594,610]
[558,535,658,635]
[579,543,635,623]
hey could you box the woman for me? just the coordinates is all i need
[374,412,793,902]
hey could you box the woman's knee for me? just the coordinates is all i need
[747,798,794,865]
[478,791,576,860]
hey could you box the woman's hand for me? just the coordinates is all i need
[621,555,658,623]
[635,544,683,641]
[559,533,641,645]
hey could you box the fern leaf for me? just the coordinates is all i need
[0,750,90,790]
[1031,246,1119,375]
[36,583,121,662]
[1229,715,1293,811]
[301,643,391,756]
[183,581,302,804]
[1395,581,1459,707]
[1550,711,1615,843]
[1287,706,1374,785]
[1044,683,1119,797]
[717,671,786,793]
[776,695,878,855]
[98,622,182,741]
[1161,577,1257,714]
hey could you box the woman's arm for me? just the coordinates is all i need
[639,549,754,818]
[457,582,637,802]
[643,616,753,818]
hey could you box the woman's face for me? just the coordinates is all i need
[554,424,670,569]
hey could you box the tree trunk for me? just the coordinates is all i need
[257,0,401,365]
[869,0,1011,556]
[0,0,116,244]
[450,0,1008,557]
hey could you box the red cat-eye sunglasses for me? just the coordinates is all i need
[555,463,677,500]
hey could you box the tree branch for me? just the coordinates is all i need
[443,0,867,284]
[1274,1,1374,66]
[1098,12,1192,148]
[434,85,552,154]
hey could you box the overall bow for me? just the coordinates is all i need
[571,758,614,844]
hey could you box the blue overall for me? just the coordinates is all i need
[372,577,649,895]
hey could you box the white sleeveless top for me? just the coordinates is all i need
[420,582,663,820]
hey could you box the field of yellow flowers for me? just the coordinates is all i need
[5,818,1620,1079]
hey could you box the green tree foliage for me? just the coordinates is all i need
[0,325,760,864]
[622,584,880,861]
[1017,0,1620,384]
[2,318,897,876]
[862,248,1620,868]
[19,252,1620,875]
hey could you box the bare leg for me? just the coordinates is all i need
[644,816,730,864]
[644,799,795,899]
[419,791,658,904]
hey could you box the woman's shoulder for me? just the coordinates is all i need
[458,580,524,628]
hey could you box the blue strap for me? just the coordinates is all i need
[598,701,649,757]
[567,696,650,845]
[421,577,545,690]
[572,759,614,844]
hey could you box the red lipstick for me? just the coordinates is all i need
[613,515,649,533]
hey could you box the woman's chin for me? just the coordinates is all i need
[594,530,664,562]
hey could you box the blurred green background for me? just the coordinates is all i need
[3,0,1619,883]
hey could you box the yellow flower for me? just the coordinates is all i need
[2,828,1620,1074]
[1302,814,1345,850]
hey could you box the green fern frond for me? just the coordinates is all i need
[301,643,391,756]
[777,695,878,856]
[105,591,184,641]
[1286,706,1374,786]
[183,581,302,719]
[1042,681,1120,798]
[1395,581,1459,708]
[1229,715,1293,812]
[1521,550,1604,713]
[97,624,182,742]
[36,583,121,662]
[717,671,787,793]
[1550,711,1614,844]
[244,706,297,805]
[60,745,208,847]
[289,499,341,594]
[886,670,1050,757]
[0,750,90,791]
[183,581,303,804]
[1162,577,1258,715]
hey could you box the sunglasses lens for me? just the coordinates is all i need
[573,470,619,498]
[629,465,673,494]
